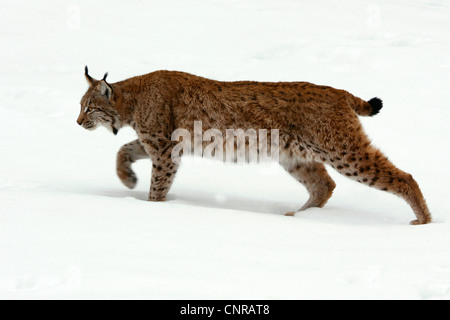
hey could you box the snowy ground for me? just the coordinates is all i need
[1,0,449,299]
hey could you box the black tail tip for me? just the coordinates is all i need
[369,97,383,116]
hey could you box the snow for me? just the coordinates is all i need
[1,0,450,300]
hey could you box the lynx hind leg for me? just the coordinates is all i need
[282,159,336,216]
[117,140,149,189]
[331,143,432,225]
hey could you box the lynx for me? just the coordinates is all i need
[77,67,432,225]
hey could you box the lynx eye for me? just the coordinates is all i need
[84,106,95,114]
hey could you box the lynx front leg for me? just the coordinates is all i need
[117,139,149,189]
[141,138,179,202]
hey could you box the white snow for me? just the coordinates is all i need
[1,0,450,300]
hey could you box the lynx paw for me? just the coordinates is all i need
[148,195,166,202]
[118,170,138,189]
[410,219,432,226]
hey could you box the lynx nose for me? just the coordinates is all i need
[77,118,83,126]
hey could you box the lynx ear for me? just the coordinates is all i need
[84,66,97,86]
[100,80,113,100]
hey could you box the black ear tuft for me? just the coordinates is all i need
[103,72,109,81]
[84,65,96,86]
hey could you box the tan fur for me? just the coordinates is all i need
[78,69,432,225]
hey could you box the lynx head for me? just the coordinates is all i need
[77,66,120,135]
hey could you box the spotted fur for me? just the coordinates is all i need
[77,68,432,225]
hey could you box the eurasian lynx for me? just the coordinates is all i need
[77,67,432,225]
